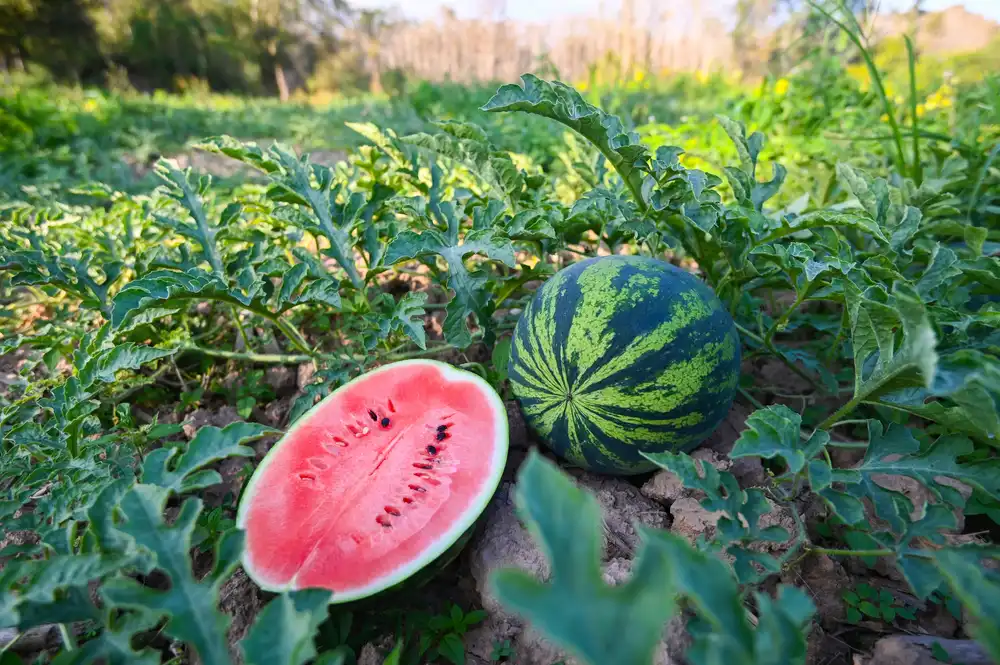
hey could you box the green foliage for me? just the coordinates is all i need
[841,584,915,624]
[2,31,1000,665]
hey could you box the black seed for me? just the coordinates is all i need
[426,445,437,455]
[381,417,390,427]
[437,424,448,432]
[368,409,378,421]
[436,431,449,441]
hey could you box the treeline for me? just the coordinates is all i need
[0,0,388,97]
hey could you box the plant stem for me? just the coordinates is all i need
[808,0,908,175]
[806,546,893,557]
[763,289,806,347]
[905,35,922,185]
[179,339,468,366]
[829,419,869,429]
[738,386,766,411]
[735,323,822,392]
[817,395,863,431]
[230,306,255,352]
[59,624,76,651]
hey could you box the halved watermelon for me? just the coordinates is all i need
[236,360,508,602]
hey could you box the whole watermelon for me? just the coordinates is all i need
[508,255,740,474]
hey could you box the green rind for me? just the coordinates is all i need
[236,359,509,603]
[508,255,740,475]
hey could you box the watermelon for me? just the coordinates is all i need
[237,360,508,602]
[508,255,740,475]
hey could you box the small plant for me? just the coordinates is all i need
[490,639,515,662]
[842,584,916,624]
[390,605,486,665]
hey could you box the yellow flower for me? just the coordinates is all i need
[880,113,889,123]
[696,70,709,84]
[576,80,589,92]
[633,69,646,83]
[774,78,789,96]
[916,104,926,118]
[83,99,99,113]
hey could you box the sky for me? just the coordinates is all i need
[356,0,1000,23]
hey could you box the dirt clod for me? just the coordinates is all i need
[219,570,263,665]
[183,406,242,439]
[865,636,993,665]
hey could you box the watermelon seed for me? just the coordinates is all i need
[387,399,396,413]
[381,417,391,427]
[384,506,401,516]
[308,457,329,470]
[347,424,360,435]
[362,426,370,435]
[409,484,426,492]
[325,436,348,449]
[298,472,316,483]
[426,445,437,455]
[435,431,448,441]
[436,424,447,432]
[413,463,433,470]
[402,497,414,504]
[368,409,378,421]
[375,515,392,527]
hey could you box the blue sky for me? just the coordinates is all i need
[360,0,1000,23]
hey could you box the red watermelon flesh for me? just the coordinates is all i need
[237,360,508,601]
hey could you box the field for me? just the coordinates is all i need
[2,8,1000,665]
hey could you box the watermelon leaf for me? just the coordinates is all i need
[401,121,524,211]
[382,175,514,347]
[931,548,1000,662]
[643,450,797,583]
[840,282,937,412]
[150,159,231,276]
[481,75,650,209]
[241,590,334,665]
[101,486,240,665]
[730,405,829,473]
[141,422,276,494]
[49,611,161,665]
[831,422,1000,535]
[490,451,678,665]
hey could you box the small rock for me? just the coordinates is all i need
[219,570,263,665]
[263,397,292,429]
[641,469,688,505]
[297,363,316,391]
[866,636,993,665]
[669,497,724,544]
[183,406,242,439]
[264,366,297,397]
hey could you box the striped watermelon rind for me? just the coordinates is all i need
[508,255,740,474]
